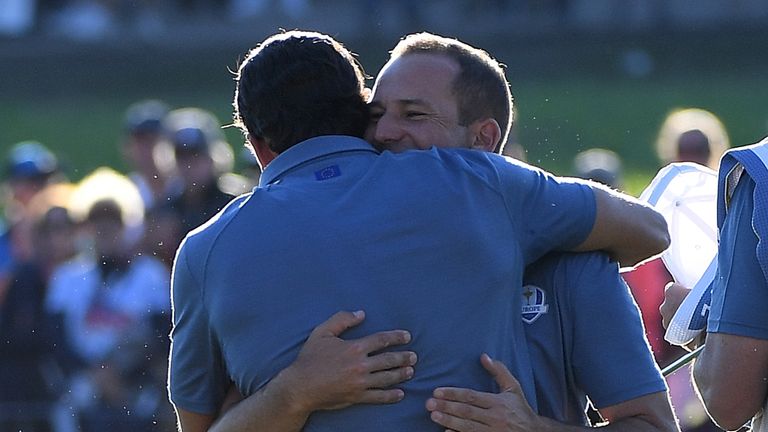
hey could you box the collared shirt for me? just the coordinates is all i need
[523,252,666,424]
[169,135,596,431]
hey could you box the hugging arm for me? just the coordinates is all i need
[573,183,669,268]
[426,355,679,432]
[206,311,416,432]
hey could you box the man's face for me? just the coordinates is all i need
[368,54,472,152]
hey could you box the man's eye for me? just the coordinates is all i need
[405,111,427,119]
[369,112,383,123]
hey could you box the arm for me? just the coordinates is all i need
[207,310,416,432]
[688,174,768,430]
[692,333,768,430]
[573,184,670,268]
[426,354,679,431]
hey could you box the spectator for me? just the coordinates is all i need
[45,167,171,432]
[121,99,173,211]
[0,141,63,304]
[655,108,730,171]
[0,183,76,432]
[160,107,235,236]
[572,147,624,189]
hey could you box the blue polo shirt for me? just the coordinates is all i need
[523,252,666,424]
[709,175,768,339]
[169,136,596,430]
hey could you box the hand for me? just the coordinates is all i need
[278,310,417,413]
[659,282,691,330]
[425,353,540,432]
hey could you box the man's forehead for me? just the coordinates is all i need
[372,53,459,103]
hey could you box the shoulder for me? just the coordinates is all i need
[185,193,252,243]
[175,193,252,280]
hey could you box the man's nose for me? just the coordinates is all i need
[373,113,404,147]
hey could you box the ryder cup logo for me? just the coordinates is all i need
[522,285,549,324]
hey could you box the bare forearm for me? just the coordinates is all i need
[691,337,767,431]
[209,372,310,432]
[577,185,670,267]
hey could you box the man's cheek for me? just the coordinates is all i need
[364,125,376,144]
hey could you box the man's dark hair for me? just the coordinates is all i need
[391,33,513,154]
[234,31,369,154]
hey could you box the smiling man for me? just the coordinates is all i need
[363,32,677,432]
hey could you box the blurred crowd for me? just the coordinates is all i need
[0,0,461,41]
[3,0,766,41]
[0,98,739,431]
[0,100,256,431]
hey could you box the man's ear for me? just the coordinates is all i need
[470,118,501,153]
[248,135,278,170]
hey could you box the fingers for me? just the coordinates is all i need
[311,310,365,338]
[427,397,488,423]
[432,387,495,409]
[428,408,487,432]
[356,388,406,405]
[367,350,418,372]
[354,329,412,354]
[660,282,691,329]
[480,353,520,394]
[366,365,415,389]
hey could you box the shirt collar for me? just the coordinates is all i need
[259,135,378,186]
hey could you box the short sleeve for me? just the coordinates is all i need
[708,175,768,339]
[564,253,666,408]
[168,241,229,414]
[493,156,596,264]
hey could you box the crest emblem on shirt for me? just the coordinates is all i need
[521,284,548,324]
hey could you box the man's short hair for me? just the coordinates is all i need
[391,33,513,154]
[234,30,370,154]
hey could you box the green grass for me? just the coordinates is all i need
[2,67,766,200]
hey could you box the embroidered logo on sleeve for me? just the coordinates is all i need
[315,165,342,181]
[522,285,549,324]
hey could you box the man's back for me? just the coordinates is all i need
[170,136,595,430]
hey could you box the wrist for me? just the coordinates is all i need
[267,366,314,418]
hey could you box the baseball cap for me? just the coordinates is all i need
[172,127,210,153]
[6,141,59,180]
[124,99,170,134]
[165,107,225,153]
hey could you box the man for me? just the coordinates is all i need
[369,33,677,431]
[169,30,669,431]
[661,137,768,431]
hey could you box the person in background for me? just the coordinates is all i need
[655,108,730,171]
[661,136,768,432]
[121,99,173,211]
[0,141,63,305]
[45,167,172,432]
[159,107,236,237]
[0,183,77,432]
[572,148,624,189]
